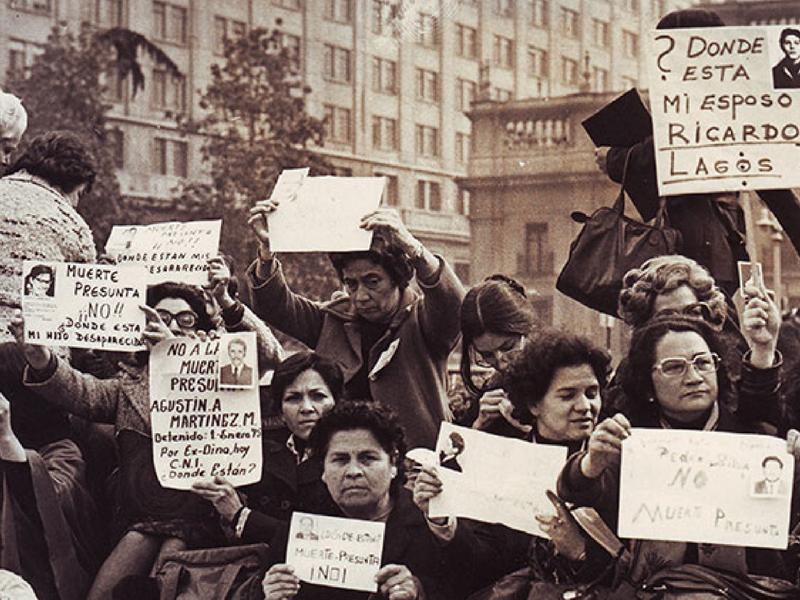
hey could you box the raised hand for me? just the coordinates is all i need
[741,284,780,368]
[473,389,532,434]
[7,310,51,370]
[412,465,443,517]
[376,564,419,600]
[206,256,234,309]
[139,305,174,348]
[191,475,243,522]
[261,564,300,600]
[581,413,631,479]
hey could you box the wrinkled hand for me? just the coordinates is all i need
[7,310,51,370]
[191,476,243,522]
[360,208,419,257]
[140,305,174,348]
[262,564,299,600]
[535,492,586,561]
[206,256,233,307]
[594,147,610,174]
[741,284,779,367]
[473,389,532,434]
[376,564,419,600]
[412,465,443,517]
[248,198,279,253]
[582,413,631,479]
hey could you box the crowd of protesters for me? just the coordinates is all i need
[3,7,800,600]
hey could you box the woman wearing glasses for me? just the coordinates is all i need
[558,286,800,583]
[459,275,539,438]
[8,278,282,600]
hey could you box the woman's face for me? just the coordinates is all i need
[281,368,336,441]
[154,297,198,337]
[322,428,395,519]
[651,331,718,423]
[652,284,698,317]
[471,332,524,372]
[529,364,601,442]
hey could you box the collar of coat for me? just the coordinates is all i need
[321,286,420,332]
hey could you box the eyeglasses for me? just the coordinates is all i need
[470,336,524,369]
[156,309,198,329]
[652,352,720,378]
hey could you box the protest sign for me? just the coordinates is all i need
[286,512,384,593]
[619,428,793,549]
[149,332,262,490]
[22,261,146,351]
[268,175,385,252]
[649,26,800,195]
[105,220,221,285]
[427,423,566,537]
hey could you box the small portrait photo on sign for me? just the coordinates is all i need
[218,333,255,390]
[737,261,765,293]
[751,455,790,498]
[294,515,319,540]
[23,263,56,298]
[438,430,466,472]
[771,27,800,90]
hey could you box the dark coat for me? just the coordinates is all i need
[772,57,800,89]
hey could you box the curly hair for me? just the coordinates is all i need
[620,315,733,425]
[8,130,96,194]
[503,328,611,426]
[460,275,538,395]
[0,90,27,141]
[146,282,215,333]
[618,255,727,329]
[329,237,414,291]
[308,400,407,495]
[270,351,344,414]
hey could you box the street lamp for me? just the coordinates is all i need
[756,209,784,310]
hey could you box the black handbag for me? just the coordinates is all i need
[556,150,682,317]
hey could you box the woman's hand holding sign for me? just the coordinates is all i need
[191,476,243,523]
[7,310,51,370]
[262,564,300,599]
[581,413,631,479]
[376,564,420,599]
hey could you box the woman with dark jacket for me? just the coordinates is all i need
[192,351,342,542]
[558,289,800,584]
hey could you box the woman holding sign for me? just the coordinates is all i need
[558,288,800,586]
[256,401,455,600]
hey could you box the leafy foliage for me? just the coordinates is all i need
[176,25,339,301]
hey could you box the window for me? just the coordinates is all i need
[8,0,51,14]
[94,0,123,27]
[522,223,552,275]
[415,68,439,103]
[324,0,351,23]
[323,105,352,143]
[529,0,547,28]
[494,87,512,102]
[493,35,514,69]
[561,57,578,86]
[455,24,477,59]
[592,66,608,92]
[372,116,398,150]
[527,46,548,78]
[375,172,399,206]
[151,69,186,113]
[592,19,609,48]
[416,180,442,211]
[457,188,470,215]
[493,0,513,17]
[108,129,125,169]
[623,30,639,58]
[323,45,351,83]
[415,125,439,158]
[213,16,246,55]
[7,39,42,79]
[371,57,397,94]
[621,75,637,89]
[623,0,639,13]
[560,7,579,39]
[652,0,666,19]
[456,78,476,111]
[273,0,301,9]
[417,13,438,47]
[279,32,301,70]
[371,0,398,36]
[456,132,471,164]
[104,66,127,102]
[153,2,187,45]
[153,138,188,177]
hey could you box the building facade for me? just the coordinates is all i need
[1,0,685,286]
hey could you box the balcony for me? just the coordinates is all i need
[398,208,470,242]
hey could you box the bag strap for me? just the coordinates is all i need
[214,563,245,600]
[612,148,634,214]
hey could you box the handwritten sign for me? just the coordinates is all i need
[105,220,221,285]
[427,424,566,537]
[22,261,146,351]
[268,176,384,252]
[149,332,262,490]
[286,512,385,593]
[619,429,793,549]
[649,26,800,195]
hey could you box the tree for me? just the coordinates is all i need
[176,24,339,302]
[5,23,180,251]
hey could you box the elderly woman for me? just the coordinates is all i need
[459,275,539,438]
[192,351,342,542]
[255,401,456,600]
[0,131,96,342]
[10,275,283,600]
[413,329,615,597]
[558,288,800,584]
[248,201,464,449]
[0,89,26,168]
